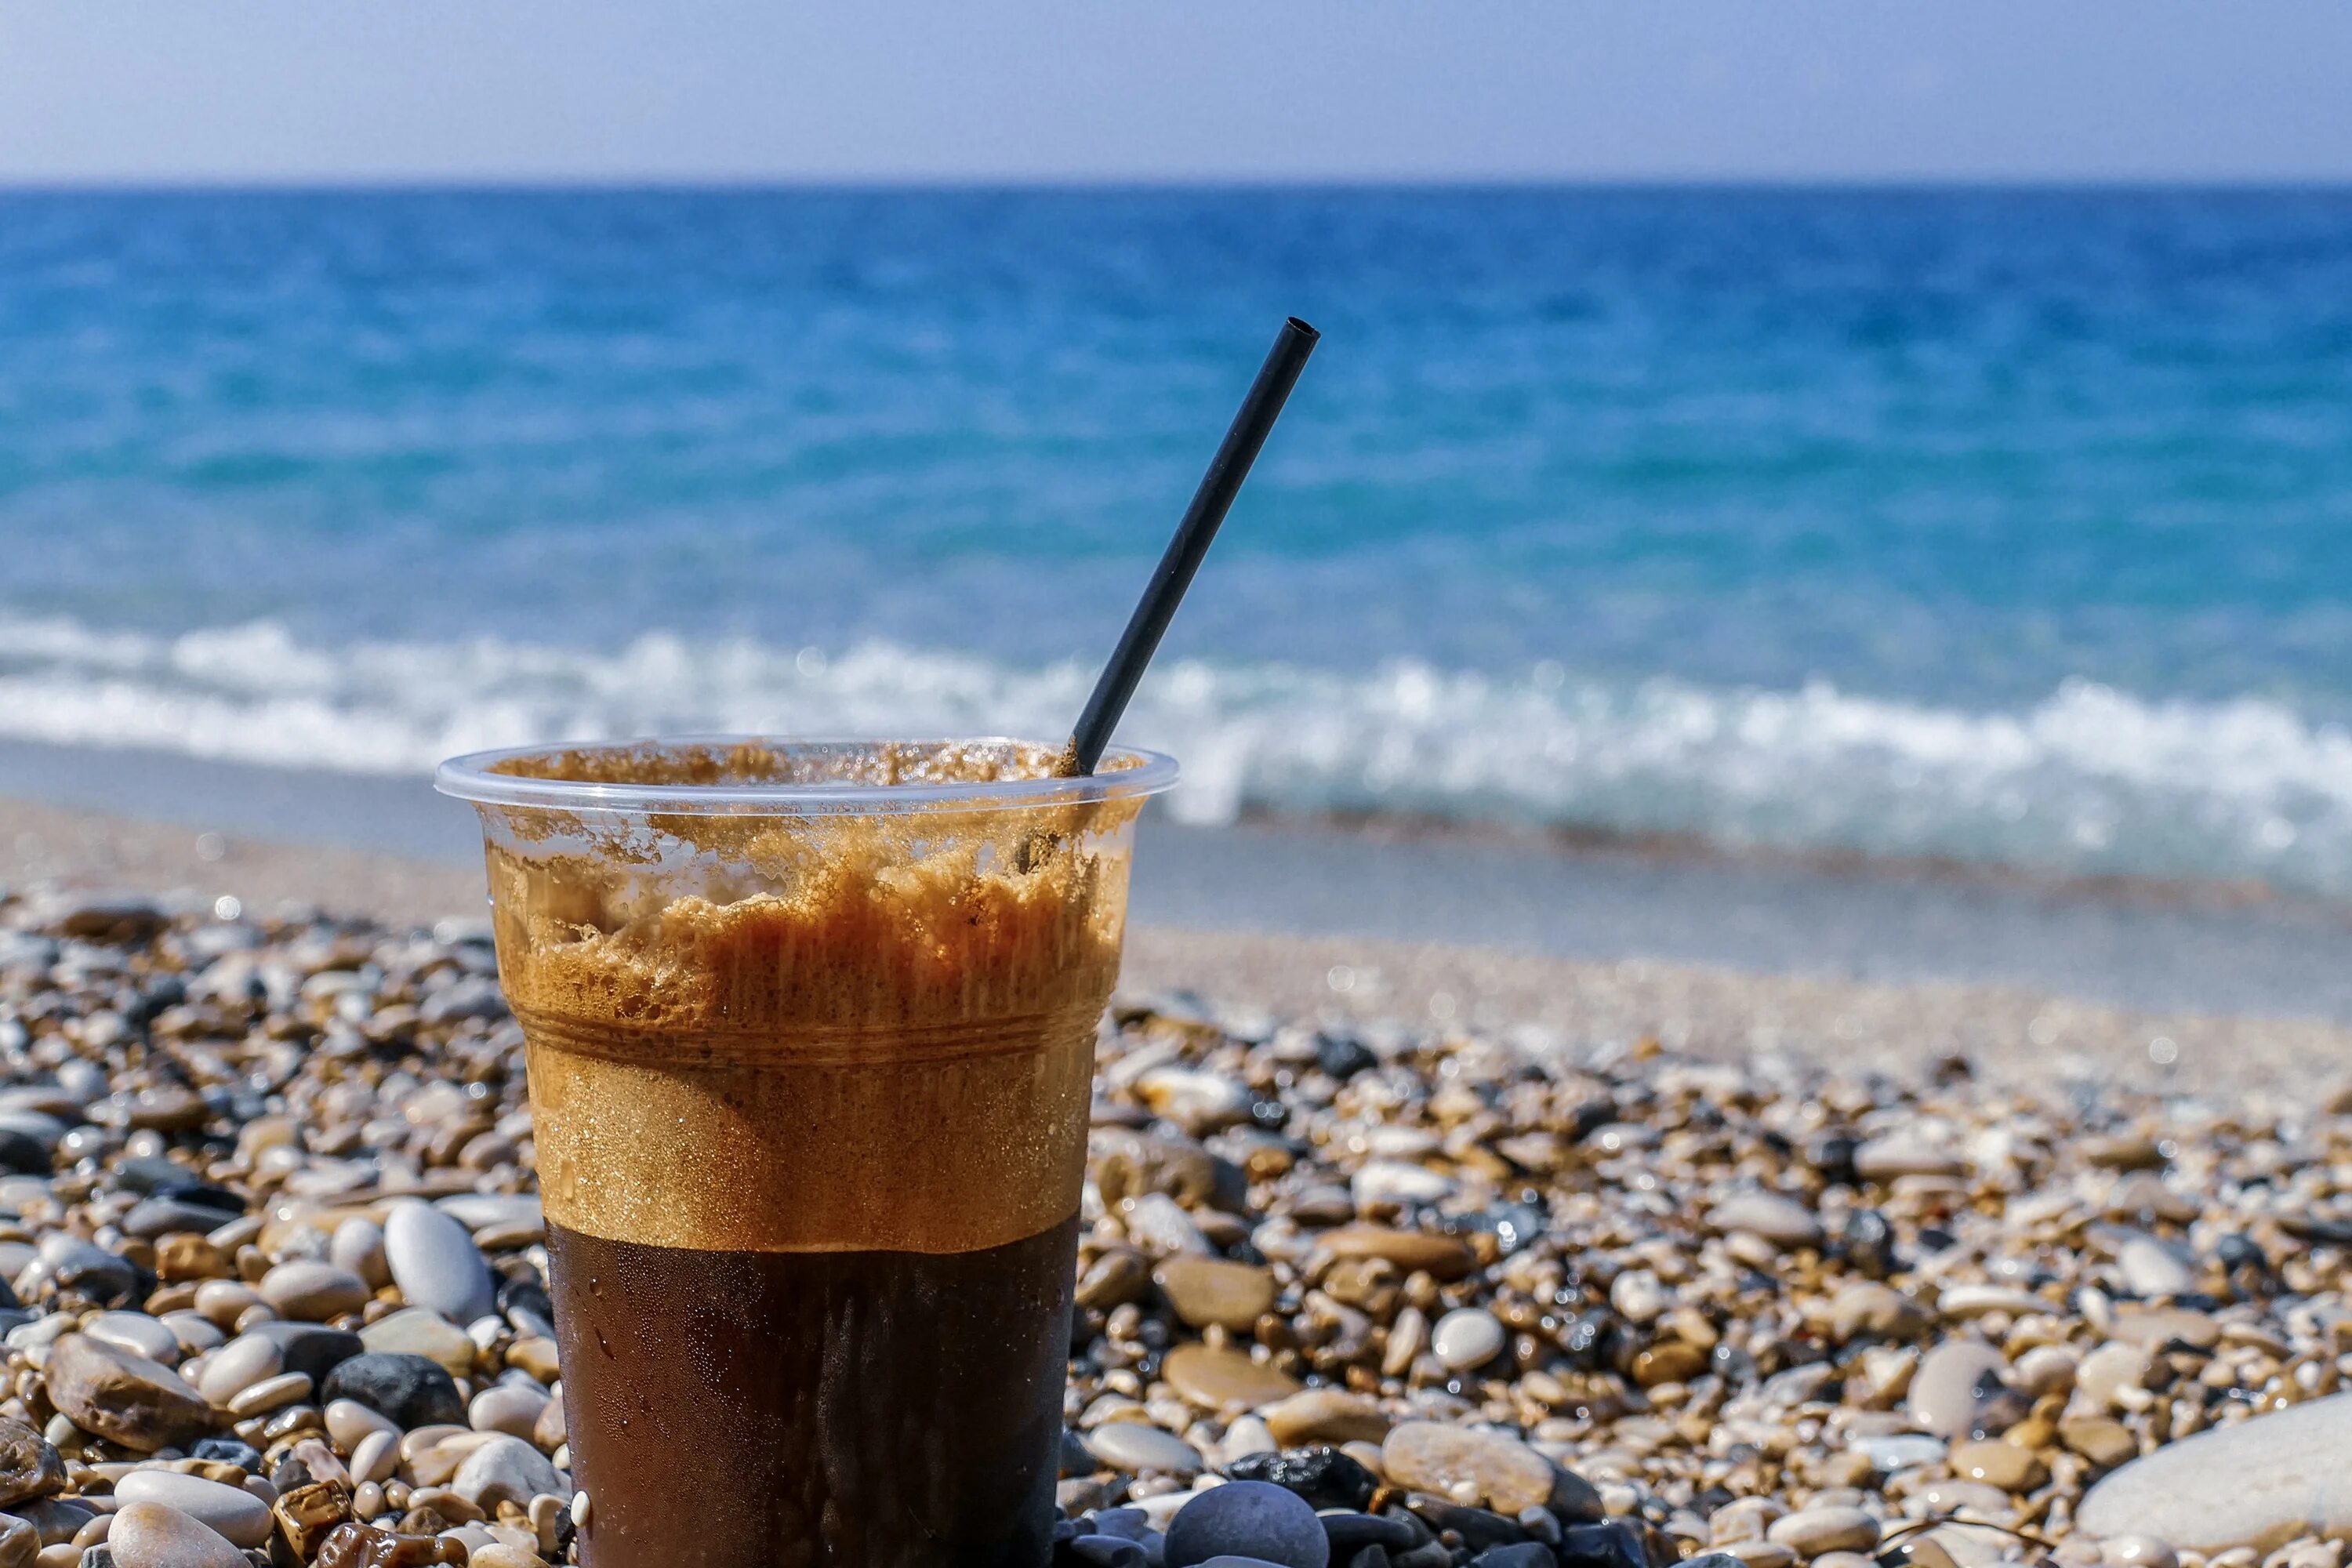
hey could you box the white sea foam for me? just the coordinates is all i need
[5,612,2352,898]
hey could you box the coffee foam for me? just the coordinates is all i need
[482,746,1138,1255]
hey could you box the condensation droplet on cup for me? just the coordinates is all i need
[1428,990,1458,1022]
[2148,1036,2179,1065]
[194,831,227,862]
[1326,964,1356,994]
[212,895,242,922]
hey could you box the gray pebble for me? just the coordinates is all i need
[383,1200,496,1324]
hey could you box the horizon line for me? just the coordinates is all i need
[5,172,2352,196]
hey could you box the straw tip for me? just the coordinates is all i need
[1286,317,1319,342]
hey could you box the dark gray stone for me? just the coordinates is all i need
[1401,1497,1523,1552]
[1071,1538,1149,1568]
[1554,1521,1648,1568]
[1314,1033,1376,1080]
[319,1352,464,1428]
[120,1197,244,1240]
[191,1437,264,1471]
[1228,1447,1378,1512]
[420,976,506,1023]
[0,1132,49,1178]
[1089,1510,1152,1542]
[110,1157,187,1195]
[1167,1482,1330,1568]
[246,1321,365,1385]
[1320,1515,1418,1557]
[31,1240,140,1308]
[1470,1548,1557,1568]
[13,1497,96,1546]
[496,1273,555,1336]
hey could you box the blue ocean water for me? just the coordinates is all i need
[3,188,2351,892]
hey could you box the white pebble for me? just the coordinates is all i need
[1430,1308,1507,1371]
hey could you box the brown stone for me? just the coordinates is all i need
[1160,1343,1301,1410]
[0,1418,63,1508]
[1381,1420,1573,1515]
[2084,1134,2168,1171]
[1632,1341,1708,1387]
[1152,1257,1277,1330]
[123,1085,210,1133]
[274,1478,356,1559]
[1947,1438,2048,1493]
[41,1334,215,1454]
[1075,1249,1151,1311]
[504,1336,561,1384]
[45,897,166,942]
[2059,1416,2140,1469]
[1319,1257,1401,1316]
[314,1520,451,1568]
[1260,1388,1393,1446]
[1319,1225,1475,1282]
[155,1235,234,1283]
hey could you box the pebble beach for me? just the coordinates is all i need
[0,855,2345,1568]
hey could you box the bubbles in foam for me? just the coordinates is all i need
[484,766,1134,1256]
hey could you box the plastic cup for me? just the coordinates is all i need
[435,737,1176,1568]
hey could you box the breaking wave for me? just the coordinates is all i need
[6,613,2352,899]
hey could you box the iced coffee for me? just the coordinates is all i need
[436,739,1176,1568]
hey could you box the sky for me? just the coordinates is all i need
[2,2,2350,185]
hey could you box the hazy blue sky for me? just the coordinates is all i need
[4,2,2350,184]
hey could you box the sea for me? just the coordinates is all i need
[5,187,2352,898]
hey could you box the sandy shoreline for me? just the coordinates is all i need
[8,790,2343,1097]
[11,737,2352,1026]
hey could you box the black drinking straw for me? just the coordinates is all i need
[1062,317,1320,776]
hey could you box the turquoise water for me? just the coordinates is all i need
[4,188,2351,891]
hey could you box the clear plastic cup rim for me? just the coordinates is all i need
[434,735,1180,816]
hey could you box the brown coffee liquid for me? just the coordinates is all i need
[477,743,1146,1568]
[549,1214,1080,1568]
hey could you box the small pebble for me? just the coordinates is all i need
[1428,1308,1505,1372]
[1766,1507,1880,1558]
[256,1262,369,1323]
